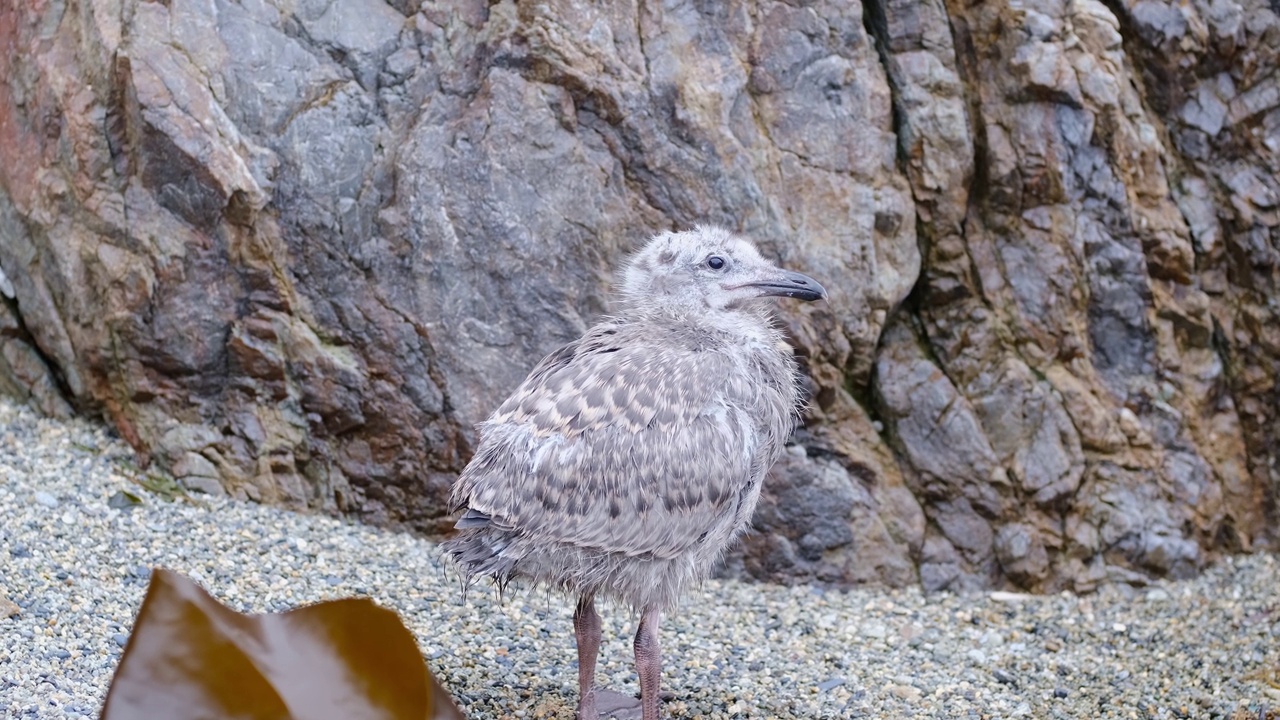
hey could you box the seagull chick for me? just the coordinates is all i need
[443,225,826,720]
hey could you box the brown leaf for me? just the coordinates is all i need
[100,568,464,720]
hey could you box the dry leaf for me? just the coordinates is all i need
[100,568,464,720]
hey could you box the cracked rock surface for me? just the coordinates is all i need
[0,0,1276,591]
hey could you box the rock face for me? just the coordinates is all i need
[0,0,1275,592]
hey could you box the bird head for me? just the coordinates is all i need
[617,226,826,316]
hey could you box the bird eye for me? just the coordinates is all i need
[707,256,726,270]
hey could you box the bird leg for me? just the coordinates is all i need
[634,606,663,720]
[574,594,601,720]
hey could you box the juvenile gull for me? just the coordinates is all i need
[443,226,826,720]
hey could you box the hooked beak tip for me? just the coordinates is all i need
[749,269,826,302]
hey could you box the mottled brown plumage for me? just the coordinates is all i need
[442,226,825,719]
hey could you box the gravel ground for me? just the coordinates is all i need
[0,396,1277,720]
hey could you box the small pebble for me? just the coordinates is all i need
[888,684,922,702]
[816,677,843,692]
[34,491,58,508]
[861,623,887,639]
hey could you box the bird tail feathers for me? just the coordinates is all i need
[441,528,519,597]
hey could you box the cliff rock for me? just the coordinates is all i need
[1,0,1275,591]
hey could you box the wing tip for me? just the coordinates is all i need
[454,507,493,529]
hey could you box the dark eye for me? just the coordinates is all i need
[707,256,726,270]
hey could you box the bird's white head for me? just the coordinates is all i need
[617,226,826,317]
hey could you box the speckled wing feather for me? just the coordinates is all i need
[450,322,759,560]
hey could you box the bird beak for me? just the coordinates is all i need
[738,268,827,302]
